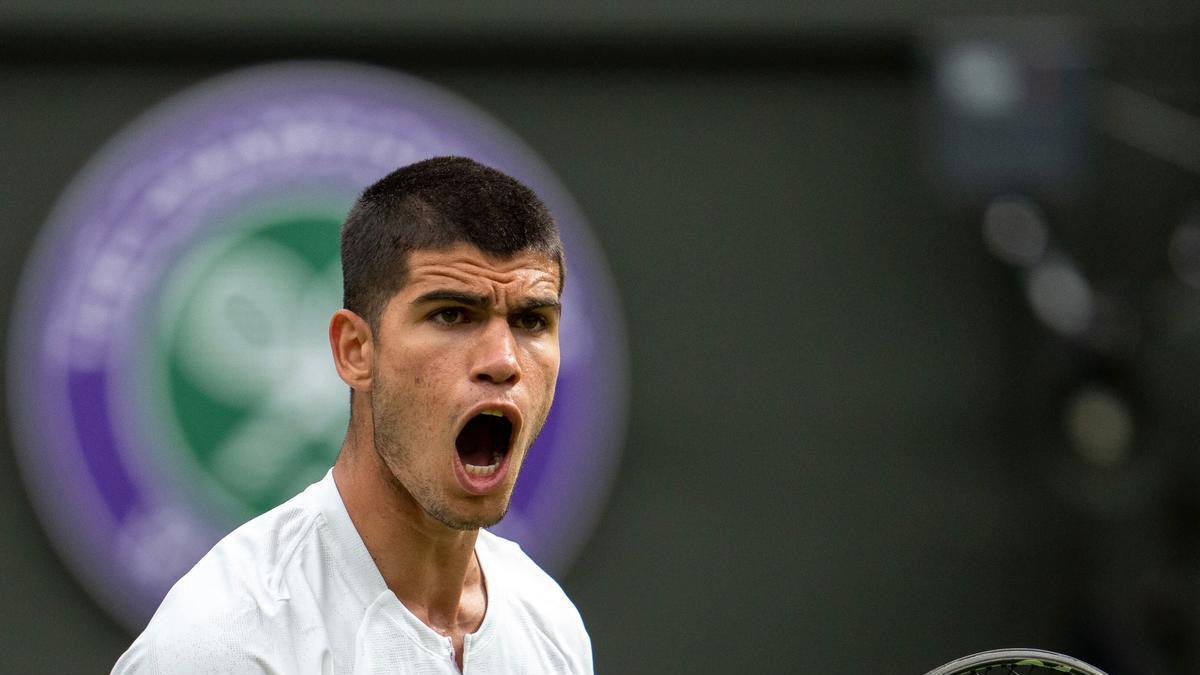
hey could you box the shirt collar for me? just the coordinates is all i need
[312,468,390,607]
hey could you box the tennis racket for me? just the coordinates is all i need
[924,648,1108,675]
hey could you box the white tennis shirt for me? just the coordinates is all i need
[112,470,593,674]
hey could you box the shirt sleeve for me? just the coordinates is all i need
[109,574,294,675]
[110,614,285,675]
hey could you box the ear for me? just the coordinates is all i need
[329,308,374,392]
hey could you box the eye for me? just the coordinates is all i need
[513,312,549,333]
[430,307,469,325]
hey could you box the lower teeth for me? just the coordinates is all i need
[464,452,503,476]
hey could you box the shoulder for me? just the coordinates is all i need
[479,531,577,610]
[112,486,327,674]
[479,531,592,661]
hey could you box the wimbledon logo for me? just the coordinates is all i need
[8,62,628,630]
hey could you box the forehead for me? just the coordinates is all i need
[400,243,561,297]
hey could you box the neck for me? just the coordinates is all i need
[332,414,486,633]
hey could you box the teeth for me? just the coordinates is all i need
[480,409,504,417]
[464,453,503,476]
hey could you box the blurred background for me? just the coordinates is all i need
[2,2,1200,673]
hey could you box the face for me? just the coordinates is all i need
[367,243,561,530]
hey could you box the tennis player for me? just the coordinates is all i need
[112,157,592,674]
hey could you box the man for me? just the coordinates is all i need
[112,157,593,674]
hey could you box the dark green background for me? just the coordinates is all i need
[2,4,1199,673]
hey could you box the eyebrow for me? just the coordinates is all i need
[513,297,563,315]
[413,290,489,308]
[412,290,561,314]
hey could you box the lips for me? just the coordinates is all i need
[453,403,522,493]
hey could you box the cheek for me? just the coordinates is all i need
[537,349,561,388]
[378,361,445,426]
[525,350,560,413]
[524,338,560,375]
[407,360,462,425]
[398,352,445,390]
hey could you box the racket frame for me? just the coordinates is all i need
[924,648,1108,675]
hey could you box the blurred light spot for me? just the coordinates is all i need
[1026,258,1094,336]
[936,42,1024,117]
[1168,214,1200,290]
[1064,384,1134,468]
[982,194,1048,266]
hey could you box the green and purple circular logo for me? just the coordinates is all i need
[8,62,627,630]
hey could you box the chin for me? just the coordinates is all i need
[428,498,510,531]
[436,509,508,532]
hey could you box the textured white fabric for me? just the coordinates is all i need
[111,471,592,674]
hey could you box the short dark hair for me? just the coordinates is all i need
[340,156,564,330]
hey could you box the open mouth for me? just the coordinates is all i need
[455,410,513,477]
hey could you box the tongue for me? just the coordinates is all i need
[456,416,496,466]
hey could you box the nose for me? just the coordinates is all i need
[471,318,521,386]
